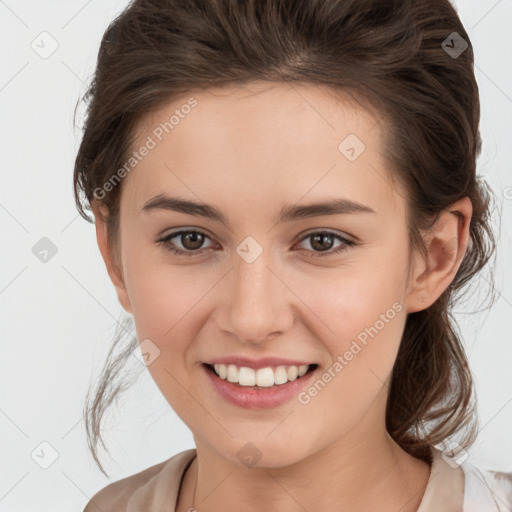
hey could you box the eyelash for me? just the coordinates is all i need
[157,229,356,258]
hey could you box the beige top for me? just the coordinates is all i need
[83,447,512,511]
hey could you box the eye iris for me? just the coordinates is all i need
[182,232,204,250]
[311,233,334,252]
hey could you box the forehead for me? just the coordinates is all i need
[123,81,404,220]
[134,81,381,152]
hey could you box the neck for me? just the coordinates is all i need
[178,431,431,512]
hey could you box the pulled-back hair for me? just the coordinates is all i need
[73,0,497,476]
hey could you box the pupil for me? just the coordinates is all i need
[311,233,333,251]
[183,232,203,250]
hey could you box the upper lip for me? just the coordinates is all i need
[204,356,316,370]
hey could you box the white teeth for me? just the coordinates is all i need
[239,366,256,386]
[212,363,311,387]
[217,363,227,379]
[256,367,274,387]
[226,364,238,383]
[287,366,298,381]
[274,366,289,385]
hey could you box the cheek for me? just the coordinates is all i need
[122,257,208,410]
[297,251,409,384]
[293,273,407,430]
[297,254,407,340]
[120,238,204,359]
[121,229,199,325]
[126,266,204,346]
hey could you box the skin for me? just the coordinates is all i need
[93,81,472,512]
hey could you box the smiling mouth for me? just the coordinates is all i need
[202,362,319,389]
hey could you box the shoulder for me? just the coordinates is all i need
[82,449,197,512]
[461,457,512,511]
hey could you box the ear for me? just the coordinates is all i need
[91,201,133,315]
[405,197,472,313]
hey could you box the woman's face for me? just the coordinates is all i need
[106,81,424,467]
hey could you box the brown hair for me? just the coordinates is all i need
[74,0,497,476]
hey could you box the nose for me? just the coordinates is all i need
[216,251,295,344]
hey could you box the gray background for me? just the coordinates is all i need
[1,0,511,510]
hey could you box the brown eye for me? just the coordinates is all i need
[296,231,355,258]
[158,229,214,257]
[157,229,356,259]
[310,233,336,252]
[179,232,205,250]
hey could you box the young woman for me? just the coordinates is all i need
[75,0,512,510]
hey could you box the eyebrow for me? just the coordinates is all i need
[142,194,375,226]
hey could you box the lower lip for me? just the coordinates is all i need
[202,364,318,409]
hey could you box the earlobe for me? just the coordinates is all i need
[92,202,133,315]
[405,197,472,313]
